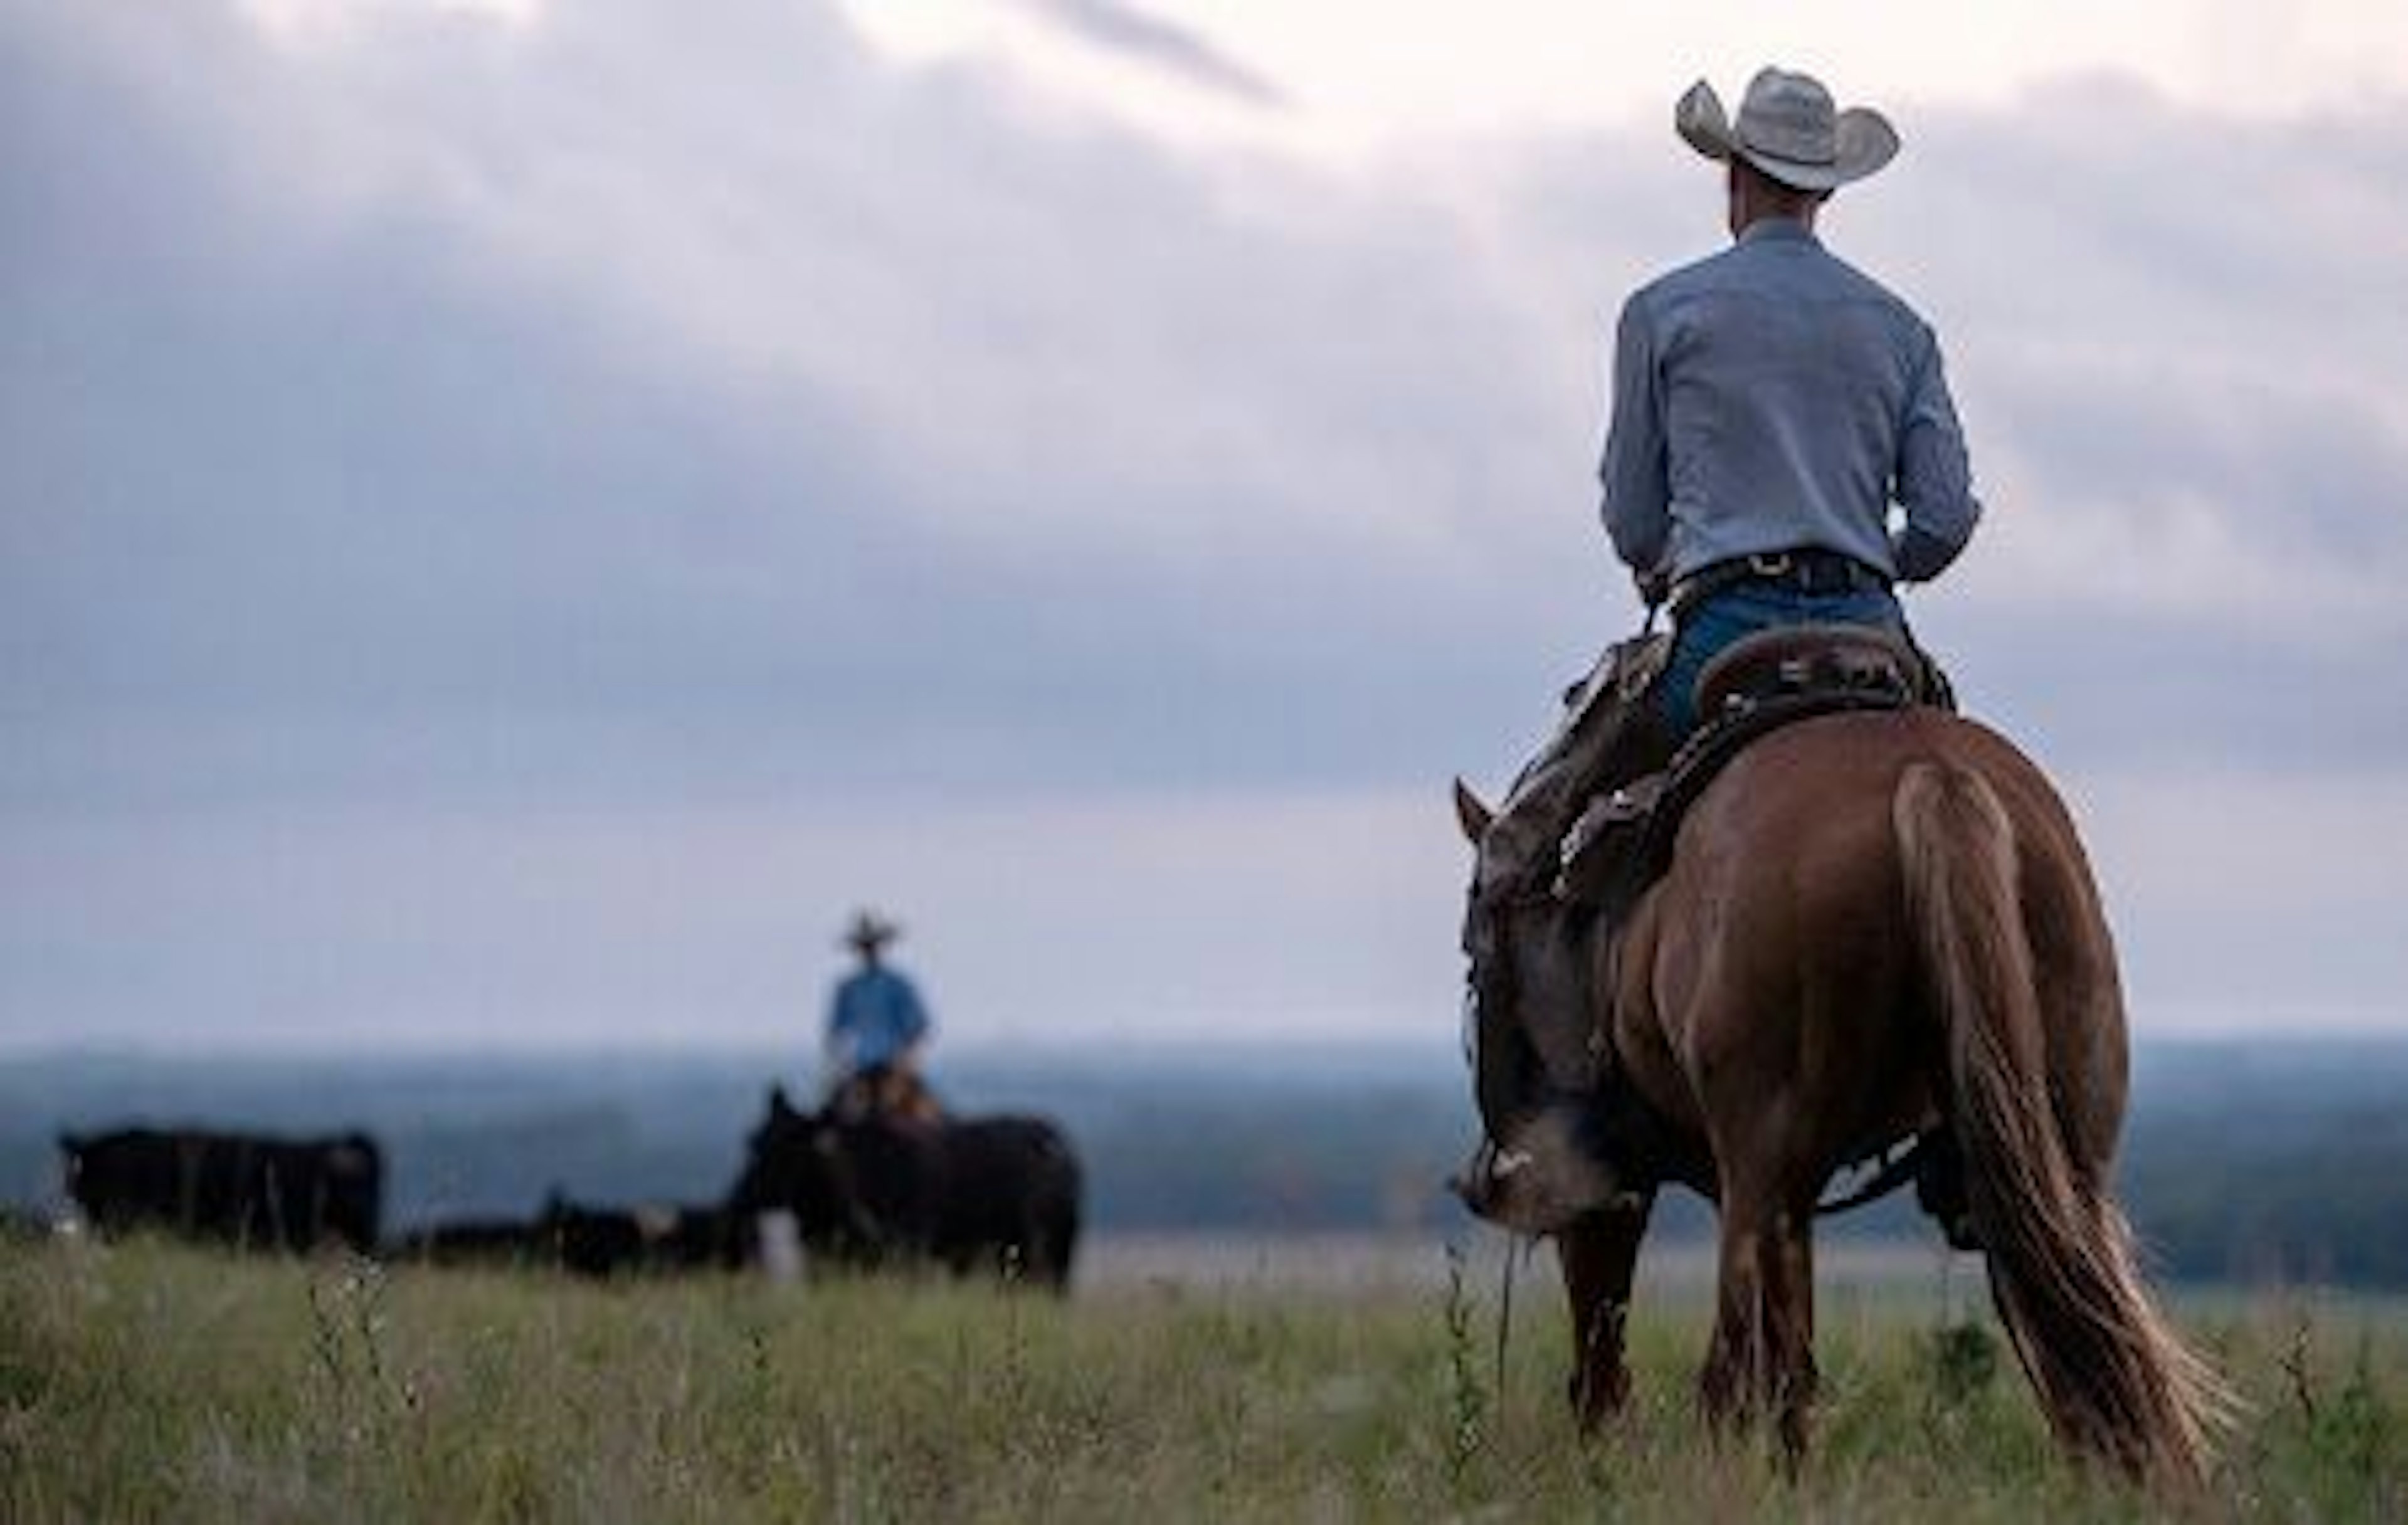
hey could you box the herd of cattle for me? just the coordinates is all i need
[44,1085,1083,1290]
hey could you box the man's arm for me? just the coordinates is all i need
[1892,329,1981,582]
[1599,293,1671,581]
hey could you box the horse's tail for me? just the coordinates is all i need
[1894,761,2231,1487]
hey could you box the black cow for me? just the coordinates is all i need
[536,1192,731,1279]
[58,1126,383,1253]
[392,1192,731,1279]
[724,1085,1081,1291]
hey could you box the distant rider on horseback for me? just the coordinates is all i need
[824,909,943,1123]
[1480,66,1983,892]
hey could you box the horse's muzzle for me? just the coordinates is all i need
[1450,1106,1637,1237]
[1450,1138,1546,1223]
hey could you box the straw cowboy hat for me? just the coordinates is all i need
[1676,67,1898,191]
[841,909,901,952]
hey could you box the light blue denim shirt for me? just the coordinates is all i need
[825,965,932,1073]
[1599,219,1980,585]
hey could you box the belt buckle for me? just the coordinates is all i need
[1746,551,1793,579]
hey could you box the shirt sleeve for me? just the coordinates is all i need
[1598,293,1671,575]
[1891,328,1982,583]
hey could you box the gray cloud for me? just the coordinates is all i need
[3,4,2403,1047]
[8,5,2402,787]
[1008,0,1287,108]
[2,0,1583,818]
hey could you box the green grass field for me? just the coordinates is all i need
[1,1237,2398,1522]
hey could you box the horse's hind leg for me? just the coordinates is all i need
[1699,1186,1818,1462]
[1556,1193,1654,1430]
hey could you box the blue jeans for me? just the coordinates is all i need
[1659,581,1908,737]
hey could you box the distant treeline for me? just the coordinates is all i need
[4,1039,2403,1286]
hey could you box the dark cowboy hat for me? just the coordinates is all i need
[840,909,902,952]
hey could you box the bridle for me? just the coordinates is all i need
[1461,868,1617,1134]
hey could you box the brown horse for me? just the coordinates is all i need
[1453,705,2229,1484]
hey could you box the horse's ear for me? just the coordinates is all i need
[1453,778,1494,845]
[769,1084,795,1118]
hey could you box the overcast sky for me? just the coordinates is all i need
[4,0,2405,1058]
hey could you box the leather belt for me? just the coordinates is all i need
[1671,547,1889,615]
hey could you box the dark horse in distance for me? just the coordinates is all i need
[724,1082,1081,1292]
[1453,694,2228,1485]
